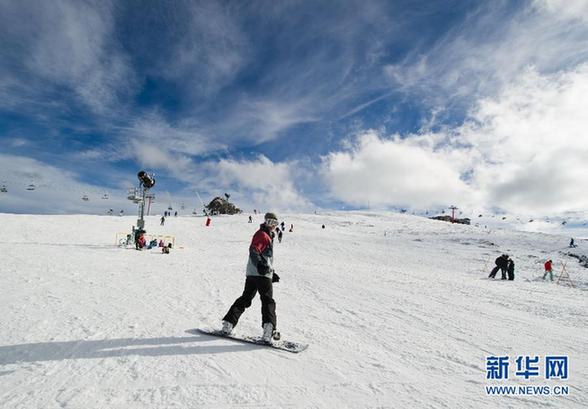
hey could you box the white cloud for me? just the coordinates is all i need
[0,153,133,214]
[0,0,136,116]
[462,65,588,214]
[321,131,472,209]
[534,0,588,23]
[124,113,222,157]
[7,138,29,147]
[161,1,249,95]
[384,1,588,109]
[324,64,588,216]
[227,99,318,142]
[215,156,313,211]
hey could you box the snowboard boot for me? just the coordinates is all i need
[221,320,234,335]
[262,323,281,342]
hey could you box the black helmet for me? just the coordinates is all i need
[264,212,278,225]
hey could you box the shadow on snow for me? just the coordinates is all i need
[0,334,260,365]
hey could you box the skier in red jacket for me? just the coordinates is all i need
[135,230,146,250]
[543,259,553,281]
[221,212,281,342]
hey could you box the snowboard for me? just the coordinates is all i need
[188,328,308,353]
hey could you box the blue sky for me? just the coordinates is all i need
[1,0,588,217]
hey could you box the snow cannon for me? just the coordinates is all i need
[137,171,155,189]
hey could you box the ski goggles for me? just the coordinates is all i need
[265,218,279,227]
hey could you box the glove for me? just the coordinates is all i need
[272,273,280,283]
[257,263,270,276]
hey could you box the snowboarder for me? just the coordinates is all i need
[507,257,515,281]
[221,212,281,342]
[160,216,165,226]
[277,229,283,243]
[543,259,554,281]
[569,238,576,248]
[289,223,294,232]
[248,215,253,223]
[489,254,509,279]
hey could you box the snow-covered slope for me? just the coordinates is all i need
[0,212,586,408]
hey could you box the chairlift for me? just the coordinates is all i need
[82,195,89,201]
[168,206,173,211]
[127,188,139,201]
[26,184,36,191]
[102,193,109,200]
[0,185,7,193]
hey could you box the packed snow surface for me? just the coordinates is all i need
[0,212,586,408]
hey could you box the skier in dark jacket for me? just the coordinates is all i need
[222,212,281,342]
[507,257,515,280]
[489,254,509,279]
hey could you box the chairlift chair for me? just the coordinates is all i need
[26,184,35,191]
[82,195,89,201]
[127,188,138,201]
[0,185,7,193]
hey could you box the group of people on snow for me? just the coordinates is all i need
[134,230,172,253]
[488,254,515,280]
[488,255,564,283]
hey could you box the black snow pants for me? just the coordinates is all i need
[223,276,276,328]
[489,266,500,278]
[489,266,507,279]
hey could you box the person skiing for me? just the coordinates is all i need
[543,259,554,281]
[507,257,515,281]
[489,254,509,279]
[221,212,281,342]
[569,238,576,248]
[248,215,253,223]
[160,216,165,226]
[277,229,283,243]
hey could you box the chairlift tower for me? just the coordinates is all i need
[129,171,156,232]
[449,205,458,223]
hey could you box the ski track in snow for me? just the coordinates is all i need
[0,212,586,408]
